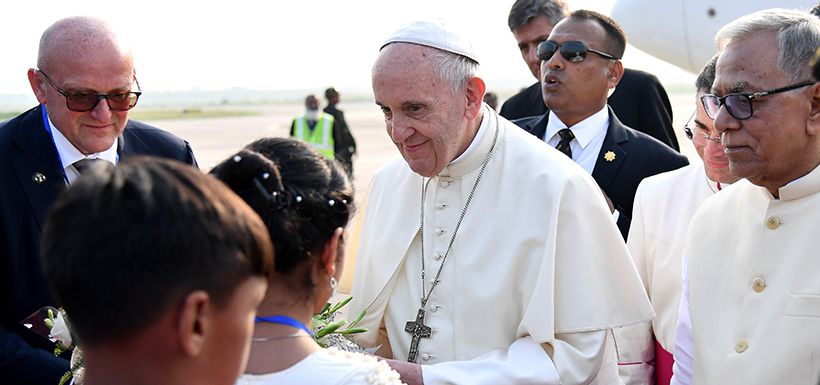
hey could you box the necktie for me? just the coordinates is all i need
[555,128,575,158]
[73,158,106,175]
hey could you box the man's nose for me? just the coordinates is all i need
[89,97,113,121]
[713,104,739,134]
[390,115,413,143]
[527,45,540,65]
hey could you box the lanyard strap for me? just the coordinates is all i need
[255,315,313,337]
[41,105,69,184]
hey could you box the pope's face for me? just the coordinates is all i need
[373,44,474,177]
[713,32,817,190]
[30,46,134,155]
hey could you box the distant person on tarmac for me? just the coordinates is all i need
[323,87,357,177]
[291,94,352,177]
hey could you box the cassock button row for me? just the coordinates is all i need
[751,277,766,293]
[435,228,446,236]
[735,340,748,353]
[765,216,780,230]
[436,202,448,210]
[433,253,443,261]
[440,180,450,188]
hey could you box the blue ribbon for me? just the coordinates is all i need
[255,315,313,337]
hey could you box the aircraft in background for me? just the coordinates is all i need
[612,0,816,73]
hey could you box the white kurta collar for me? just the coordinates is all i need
[439,104,495,178]
[778,163,820,201]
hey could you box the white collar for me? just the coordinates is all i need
[440,103,496,178]
[48,115,119,170]
[545,106,609,149]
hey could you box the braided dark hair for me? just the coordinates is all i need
[211,138,354,281]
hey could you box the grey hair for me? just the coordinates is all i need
[428,49,479,95]
[508,0,569,32]
[716,8,820,82]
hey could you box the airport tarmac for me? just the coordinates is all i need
[146,91,700,200]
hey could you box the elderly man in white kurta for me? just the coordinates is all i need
[671,9,820,385]
[619,55,739,385]
[349,20,653,385]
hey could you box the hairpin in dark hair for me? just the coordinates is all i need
[251,175,304,210]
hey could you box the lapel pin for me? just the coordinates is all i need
[604,151,616,162]
[32,172,47,184]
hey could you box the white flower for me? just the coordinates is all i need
[48,311,73,349]
[73,367,85,385]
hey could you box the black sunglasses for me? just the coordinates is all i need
[38,70,142,112]
[700,81,815,120]
[536,40,620,63]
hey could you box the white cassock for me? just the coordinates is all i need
[350,105,654,385]
[674,164,820,385]
[616,163,720,385]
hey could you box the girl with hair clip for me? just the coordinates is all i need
[211,137,403,385]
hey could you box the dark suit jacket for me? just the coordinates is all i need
[0,106,197,385]
[500,68,680,151]
[515,108,688,238]
[323,105,357,176]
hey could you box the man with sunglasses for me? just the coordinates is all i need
[671,9,820,385]
[0,16,197,385]
[515,10,688,240]
[613,55,741,385]
[502,0,680,151]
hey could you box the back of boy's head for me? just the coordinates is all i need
[41,157,274,347]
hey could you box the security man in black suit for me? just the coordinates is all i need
[515,10,687,240]
[0,16,197,385]
[502,0,680,151]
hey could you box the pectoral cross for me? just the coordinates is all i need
[404,308,432,363]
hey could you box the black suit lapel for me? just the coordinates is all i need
[591,109,628,191]
[10,107,67,230]
[527,113,550,140]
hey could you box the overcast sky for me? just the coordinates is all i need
[0,0,693,101]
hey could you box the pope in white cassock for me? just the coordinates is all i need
[348,20,654,385]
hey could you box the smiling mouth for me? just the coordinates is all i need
[403,141,427,151]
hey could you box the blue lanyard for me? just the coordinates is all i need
[255,315,313,337]
[41,105,69,184]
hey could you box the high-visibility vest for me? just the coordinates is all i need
[292,113,335,159]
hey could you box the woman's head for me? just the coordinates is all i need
[211,138,354,307]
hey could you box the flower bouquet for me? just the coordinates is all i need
[21,307,83,385]
[311,297,369,353]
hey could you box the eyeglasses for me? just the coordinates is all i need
[700,80,815,120]
[536,40,620,63]
[683,111,719,147]
[38,70,142,112]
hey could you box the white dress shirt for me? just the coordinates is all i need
[544,107,608,174]
[48,116,118,184]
